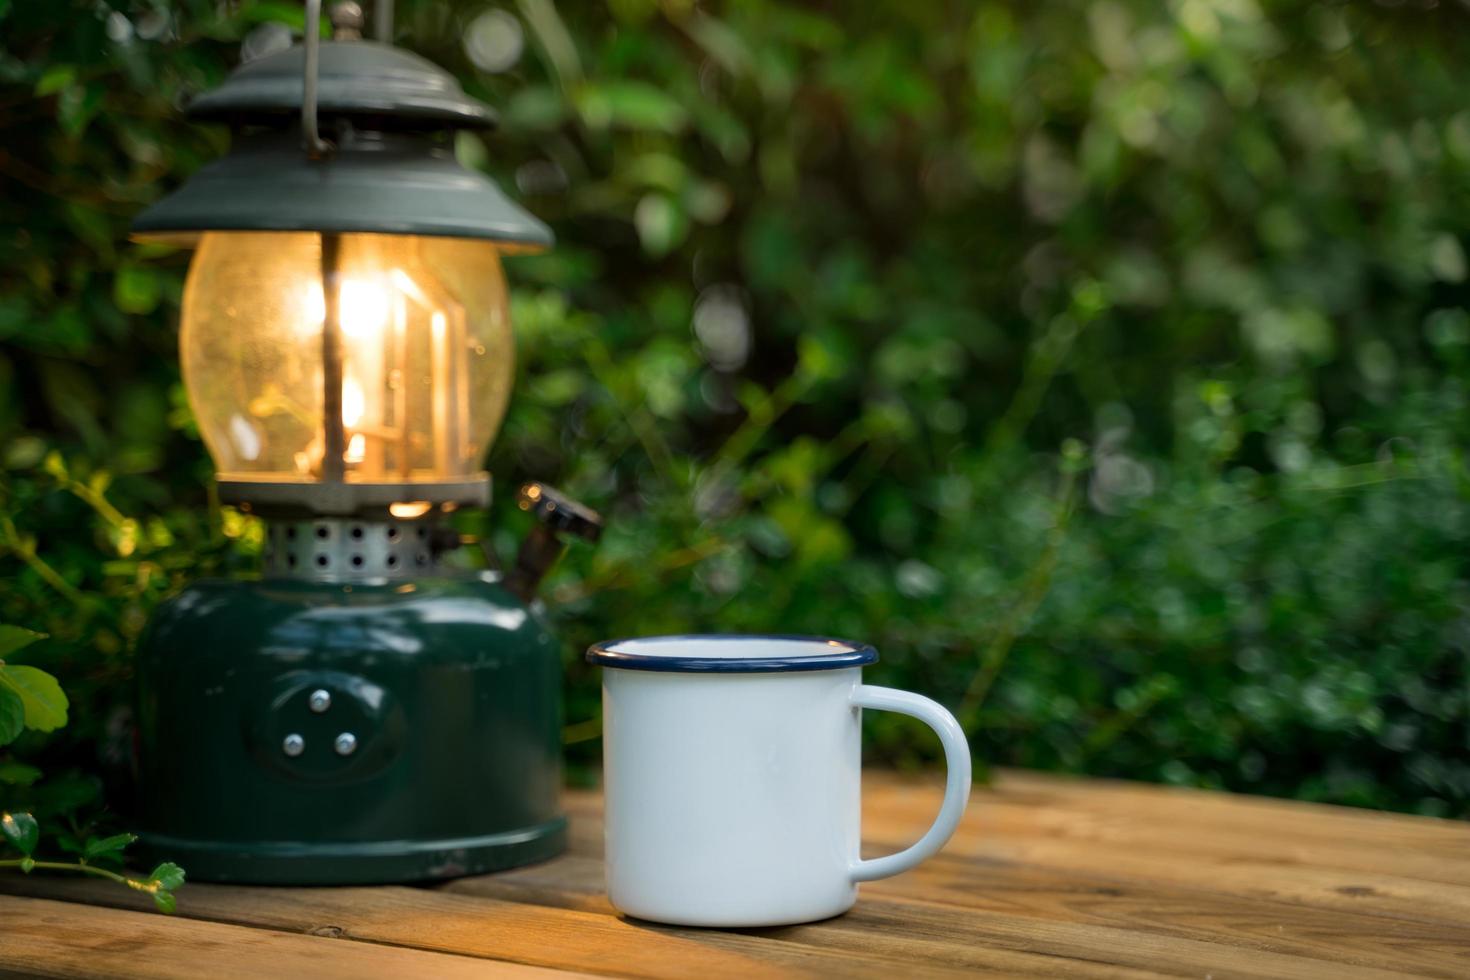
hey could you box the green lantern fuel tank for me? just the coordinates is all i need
[133,569,565,884]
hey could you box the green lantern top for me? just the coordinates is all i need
[132,29,551,249]
[187,40,497,131]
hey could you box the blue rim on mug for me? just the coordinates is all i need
[585,634,879,673]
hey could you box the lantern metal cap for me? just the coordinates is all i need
[188,39,496,131]
[130,129,552,248]
[220,473,491,518]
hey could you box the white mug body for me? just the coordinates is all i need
[590,635,971,928]
[602,665,862,927]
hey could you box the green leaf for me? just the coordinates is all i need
[685,13,753,77]
[113,265,160,315]
[3,436,46,470]
[33,64,75,97]
[29,772,100,814]
[148,861,185,892]
[502,86,566,131]
[84,833,137,862]
[151,889,177,914]
[62,201,113,258]
[1,811,39,856]
[0,625,45,659]
[0,760,41,786]
[0,687,23,746]
[57,82,104,139]
[529,368,587,406]
[0,665,68,732]
[633,194,688,257]
[453,131,488,172]
[519,0,582,86]
[575,82,687,133]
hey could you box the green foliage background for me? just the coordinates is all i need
[2,0,1469,822]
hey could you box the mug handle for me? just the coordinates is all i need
[848,685,972,883]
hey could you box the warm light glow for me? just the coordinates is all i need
[302,282,325,331]
[388,501,434,519]
[345,432,367,464]
[300,277,391,339]
[228,414,262,461]
[179,232,514,483]
[391,269,430,306]
[340,279,389,338]
[341,376,365,427]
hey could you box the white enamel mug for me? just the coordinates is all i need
[586,635,971,927]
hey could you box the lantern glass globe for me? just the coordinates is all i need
[179,231,514,483]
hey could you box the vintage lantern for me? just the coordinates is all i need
[129,1,600,883]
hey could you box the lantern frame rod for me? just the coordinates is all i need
[301,0,333,158]
[320,232,347,482]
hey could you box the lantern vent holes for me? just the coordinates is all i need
[263,516,444,582]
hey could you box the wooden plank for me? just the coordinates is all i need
[767,899,1417,980]
[0,877,989,980]
[865,772,1470,883]
[0,895,588,980]
[994,770,1470,853]
[568,775,1470,924]
[6,771,1466,979]
[550,775,1470,976]
[925,820,1470,926]
[444,874,1417,980]
[869,856,1470,973]
[447,851,1470,980]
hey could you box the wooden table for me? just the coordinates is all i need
[3,771,1468,978]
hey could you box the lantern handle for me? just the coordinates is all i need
[375,0,394,42]
[301,0,333,158]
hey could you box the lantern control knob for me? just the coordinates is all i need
[506,483,603,602]
[253,671,404,783]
